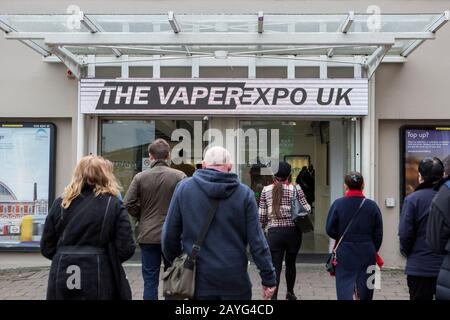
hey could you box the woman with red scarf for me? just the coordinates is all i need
[326,172,383,300]
[259,161,311,300]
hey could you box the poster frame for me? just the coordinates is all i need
[399,124,450,208]
[0,122,57,248]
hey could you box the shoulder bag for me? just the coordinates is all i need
[162,198,220,300]
[325,198,366,274]
[291,185,314,233]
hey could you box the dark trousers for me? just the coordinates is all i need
[267,227,302,300]
[407,275,438,300]
[140,243,169,300]
[195,291,252,300]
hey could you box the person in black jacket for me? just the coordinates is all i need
[427,156,450,300]
[296,166,315,207]
[41,156,136,300]
[399,157,445,300]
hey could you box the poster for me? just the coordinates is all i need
[401,126,450,200]
[0,123,55,248]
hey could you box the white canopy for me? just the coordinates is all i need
[1,12,448,79]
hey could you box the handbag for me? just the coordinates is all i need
[107,241,132,300]
[162,198,219,300]
[325,198,366,274]
[291,185,314,233]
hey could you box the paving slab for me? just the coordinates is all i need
[0,263,410,300]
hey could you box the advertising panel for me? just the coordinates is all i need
[401,126,450,202]
[0,123,56,248]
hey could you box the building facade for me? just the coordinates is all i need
[1,0,450,268]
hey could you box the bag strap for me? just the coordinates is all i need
[99,196,112,242]
[57,205,66,239]
[190,198,220,261]
[333,198,366,253]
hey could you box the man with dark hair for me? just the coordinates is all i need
[399,157,445,300]
[124,138,186,300]
[427,155,450,300]
[148,138,170,159]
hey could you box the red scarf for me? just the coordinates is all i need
[344,190,365,198]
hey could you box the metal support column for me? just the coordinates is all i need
[361,75,377,199]
[76,81,86,161]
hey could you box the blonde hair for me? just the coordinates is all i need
[61,155,122,209]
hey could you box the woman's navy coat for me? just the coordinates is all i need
[326,196,383,300]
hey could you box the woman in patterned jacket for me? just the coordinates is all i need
[259,161,311,300]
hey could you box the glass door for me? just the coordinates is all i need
[238,119,331,254]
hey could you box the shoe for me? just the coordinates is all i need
[286,292,297,300]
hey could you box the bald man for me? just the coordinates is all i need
[162,146,277,300]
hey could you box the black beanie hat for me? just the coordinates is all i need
[274,161,292,180]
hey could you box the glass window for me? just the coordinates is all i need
[239,120,319,200]
[100,119,199,194]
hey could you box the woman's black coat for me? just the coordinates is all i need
[427,180,450,300]
[40,187,136,300]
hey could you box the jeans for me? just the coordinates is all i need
[140,243,169,300]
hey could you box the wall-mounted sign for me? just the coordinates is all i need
[0,123,56,248]
[400,125,450,202]
[81,78,368,116]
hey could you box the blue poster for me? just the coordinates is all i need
[403,127,450,198]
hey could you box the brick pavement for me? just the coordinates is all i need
[0,263,409,300]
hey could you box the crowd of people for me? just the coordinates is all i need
[39,138,450,300]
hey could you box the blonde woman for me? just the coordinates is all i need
[40,155,136,300]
